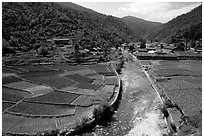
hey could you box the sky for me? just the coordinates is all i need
[75,2,201,23]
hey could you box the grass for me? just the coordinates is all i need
[71,95,94,107]
[76,82,101,91]
[8,101,76,116]
[99,85,115,94]
[2,76,22,85]
[86,74,104,80]
[2,114,24,132]
[25,91,80,104]
[68,101,115,135]
[140,60,151,66]
[158,79,200,91]
[4,116,57,134]
[2,67,22,74]
[2,87,32,99]
[25,86,54,97]
[92,101,114,124]
[90,64,109,73]
[70,69,95,75]
[92,79,104,86]
[46,64,86,71]
[98,72,116,76]
[154,60,202,78]
[3,93,24,102]
[165,89,201,117]
[154,69,189,77]
[24,75,76,89]
[55,116,77,129]
[17,65,52,72]
[2,102,15,111]
[115,58,124,74]
[159,61,179,66]
[4,81,40,90]
[171,76,202,88]
[20,70,63,77]
[73,116,92,134]
[104,77,119,85]
[66,74,93,84]
[107,65,114,72]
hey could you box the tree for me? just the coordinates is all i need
[139,38,146,48]
[38,42,49,56]
[2,38,16,55]
[103,41,109,59]
[175,42,185,51]
[74,42,80,63]
[182,31,189,50]
[2,2,135,57]
[129,44,134,53]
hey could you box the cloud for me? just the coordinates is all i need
[113,2,201,23]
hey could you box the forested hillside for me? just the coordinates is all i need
[147,5,202,42]
[56,2,103,17]
[2,2,134,55]
[121,16,162,37]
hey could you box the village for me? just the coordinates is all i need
[2,36,202,136]
[2,2,202,136]
[3,36,202,67]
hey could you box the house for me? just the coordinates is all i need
[47,38,72,48]
[173,42,185,51]
[79,49,89,57]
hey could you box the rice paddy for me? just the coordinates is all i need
[2,63,119,135]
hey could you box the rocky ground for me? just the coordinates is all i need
[123,51,169,136]
[82,51,169,136]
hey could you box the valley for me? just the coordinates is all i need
[2,2,202,136]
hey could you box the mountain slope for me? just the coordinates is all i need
[147,5,202,41]
[121,16,162,37]
[2,2,134,55]
[56,2,103,17]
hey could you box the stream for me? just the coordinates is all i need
[80,52,168,136]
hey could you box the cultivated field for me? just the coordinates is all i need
[2,62,119,135]
[142,60,202,135]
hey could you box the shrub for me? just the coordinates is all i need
[71,116,92,135]
[43,129,60,136]
[115,57,124,74]
[92,101,114,122]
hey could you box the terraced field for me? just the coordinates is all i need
[2,62,120,135]
[24,91,80,104]
[2,67,22,73]
[145,60,202,135]
[7,102,76,116]
[2,76,22,85]
[24,75,76,89]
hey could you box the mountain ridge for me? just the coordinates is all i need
[147,4,202,41]
[2,2,135,55]
[57,2,163,38]
[56,2,104,17]
[121,16,162,38]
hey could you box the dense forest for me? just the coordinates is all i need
[121,16,162,37]
[2,2,135,55]
[147,5,202,42]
